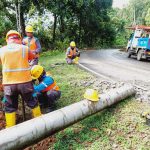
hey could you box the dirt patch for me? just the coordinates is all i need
[25,136,56,150]
[119,48,126,52]
[0,110,5,130]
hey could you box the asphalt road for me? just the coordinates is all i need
[79,49,150,82]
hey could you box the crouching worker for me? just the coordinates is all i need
[66,41,80,64]
[31,65,61,113]
[0,30,41,128]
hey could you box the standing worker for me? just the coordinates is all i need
[23,25,42,66]
[31,65,61,113]
[66,41,80,64]
[0,30,41,128]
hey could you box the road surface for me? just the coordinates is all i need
[80,49,150,82]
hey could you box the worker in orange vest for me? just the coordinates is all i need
[66,41,80,64]
[0,30,41,128]
[31,65,61,113]
[22,25,42,66]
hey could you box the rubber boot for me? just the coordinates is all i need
[5,112,16,128]
[74,57,79,64]
[32,105,42,118]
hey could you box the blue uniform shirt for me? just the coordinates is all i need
[34,76,54,93]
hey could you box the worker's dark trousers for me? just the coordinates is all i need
[38,90,61,108]
[3,82,38,113]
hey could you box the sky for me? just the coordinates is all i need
[113,0,129,8]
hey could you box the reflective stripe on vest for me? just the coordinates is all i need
[22,46,25,58]
[1,44,32,84]
[41,82,48,87]
[42,82,59,92]
[2,46,30,73]
[3,68,30,73]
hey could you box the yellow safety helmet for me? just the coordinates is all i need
[25,25,33,32]
[70,41,76,47]
[31,65,44,79]
[141,111,150,118]
[6,30,21,40]
[84,89,99,102]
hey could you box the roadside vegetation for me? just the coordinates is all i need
[49,99,150,150]
[110,0,150,48]
[0,48,149,150]
[1,0,150,50]
[0,0,150,149]
[37,51,150,150]
[39,50,94,108]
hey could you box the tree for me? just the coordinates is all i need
[0,0,116,48]
[145,8,150,25]
[0,0,43,36]
[44,0,113,47]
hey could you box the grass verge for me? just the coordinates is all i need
[39,51,150,150]
[40,50,93,108]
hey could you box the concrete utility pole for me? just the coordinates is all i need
[133,7,136,26]
[15,1,21,33]
[0,85,135,150]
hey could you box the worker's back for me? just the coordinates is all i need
[0,43,32,84]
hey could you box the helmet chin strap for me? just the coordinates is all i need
[38,71,46,81]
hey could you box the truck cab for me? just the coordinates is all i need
[126,25,150,61]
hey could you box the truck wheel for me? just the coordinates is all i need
[127,48,131,58]
[127,51,131,58]
[137,50,142,61]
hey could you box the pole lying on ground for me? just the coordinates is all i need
[0,85,135,150]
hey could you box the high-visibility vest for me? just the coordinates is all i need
[68,47,76,57]
[0,43,32,84]
[42,82,60,92]
[23,37,39,57]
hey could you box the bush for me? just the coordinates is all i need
[54,38,70,51]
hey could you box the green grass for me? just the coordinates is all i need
[39,51,150,150]
[39,50,93,108]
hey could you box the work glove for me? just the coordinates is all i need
[67,55,72,58]
[2,97,7,104]
[33,85,36,89]
[32,92,37,98]
[32,90,42,97]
